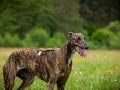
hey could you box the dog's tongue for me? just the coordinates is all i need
[75,46,87,58]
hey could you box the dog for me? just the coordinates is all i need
[3,32,89,90]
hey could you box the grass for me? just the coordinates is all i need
[0,48,120,90]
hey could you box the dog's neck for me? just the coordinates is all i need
[60,40,75,66]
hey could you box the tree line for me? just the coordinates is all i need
[0,0,120,49]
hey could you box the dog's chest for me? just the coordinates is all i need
[67,50,75,66]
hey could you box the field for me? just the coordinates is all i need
[0,48,120,90]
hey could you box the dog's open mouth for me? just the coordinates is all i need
[75,46,87,58]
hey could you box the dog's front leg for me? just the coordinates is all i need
[47,82,55,90]
[57,83,65,90]
[47,77,57,90]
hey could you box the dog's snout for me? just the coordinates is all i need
[85,45,89,49]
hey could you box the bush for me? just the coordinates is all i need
[81,29,90,41]
[107,21,120,34]
[2,34,21,47]
[107,21,120,49]
[47,31,67,47]
[91,28,114,49]
[86,22,98,36]
[22,28,50,47]
[88,41,102,49]
[110,32,120,49]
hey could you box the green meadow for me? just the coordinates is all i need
[0,48,120,90]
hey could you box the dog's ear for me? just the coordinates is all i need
[68,32,74,38]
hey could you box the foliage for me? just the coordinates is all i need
[47,31,67,47]
[110,32,120,49]
[2,34,21,47]
[87,41,102,49]
[79,0,120,27]
[46,0,84,34]
[0,0,120,49]
[107,21,120,34]
[85,22,98,37]
[22,28,50,47]
[0,0,58,38]
[107,21,120,49]
[90,20,120,49]
[0,36,3,46]
[92,28,114,47]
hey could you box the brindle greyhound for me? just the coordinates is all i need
[3,32,89,90]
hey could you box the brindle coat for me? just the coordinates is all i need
[3,32,89,90]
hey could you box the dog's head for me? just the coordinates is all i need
[68,32,89,58]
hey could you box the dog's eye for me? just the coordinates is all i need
[77,37,81,40]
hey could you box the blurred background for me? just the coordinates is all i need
[0,0,120,49]
[0,1,120,90]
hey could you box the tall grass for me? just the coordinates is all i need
[0,48,120,90]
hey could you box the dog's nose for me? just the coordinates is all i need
[85,45,89,49]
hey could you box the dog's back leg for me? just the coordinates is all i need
[16,69,35,90]
[57,83,65,90]
[3,66,16,90]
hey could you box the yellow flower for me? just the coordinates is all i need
[107,70,111,73]
[115,66,119,70]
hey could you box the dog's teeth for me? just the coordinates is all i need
[76,46,78,49]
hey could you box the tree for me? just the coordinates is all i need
[51,0,84,34]
[0,0,58,38]
[79,0,120,27]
